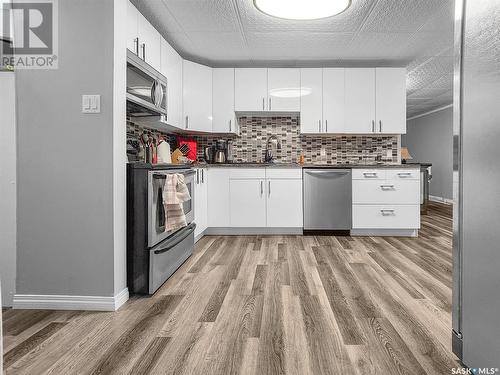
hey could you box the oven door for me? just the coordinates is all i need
[147,169,195,248]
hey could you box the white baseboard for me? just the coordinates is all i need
[13,288,129,311]
[350,229,418,237]
[429,195,453,204]
[205,227,303,235]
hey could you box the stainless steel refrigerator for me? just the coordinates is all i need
[453,0,500,368]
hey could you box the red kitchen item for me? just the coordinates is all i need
[177,137,197,161]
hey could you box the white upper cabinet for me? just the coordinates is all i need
[300,68,323,134]
[267,68,301,112]
[183,60,213,133]
[212,68,236,134]
[127,1,161,72]
[345,68,376,134]
[160,38,183,129]
[376,68,406,134]
[323,68,345,133]
[235,68,268,112]
[126,1,139,54]
[137,12,161,72]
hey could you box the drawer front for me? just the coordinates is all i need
[386,169,420,180]
[352,169,386,180]
[266,168,302,179]
[352,204,420,229]
[352,180,420,204]
[229,168,266,179]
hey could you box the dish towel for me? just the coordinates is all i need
[163,173,191,232]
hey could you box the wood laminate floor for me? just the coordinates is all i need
[2,202,461,374]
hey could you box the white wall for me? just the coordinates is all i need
[402,106,453,200]
[0,71,16,307]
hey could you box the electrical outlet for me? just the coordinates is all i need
[82,95,101,113]
[320,147,326,157]
[386,150,392,158]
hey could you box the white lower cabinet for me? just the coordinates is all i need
[352,168,420,231]
[352,205,420,229]
[229,179,267,227]
[207,169,230,227]
[194,168,208,238]
[266,179,303,227]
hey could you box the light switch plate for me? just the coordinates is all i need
[82,95,101,113]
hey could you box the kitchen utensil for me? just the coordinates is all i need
[178,143,190,155]
[214,149,226,163]
[204,146,215,163]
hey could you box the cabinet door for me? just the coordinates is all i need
[137,12,161,71]
[198,169,208,235]
[235,68,268,112]
[345,68,376,134]
[266,179,303,227]
[230,179,266,227]
[208,169,230,227]
[160,38,183,129]
[323,68,345,133]
[126,1,139,54]
[376,68,406,134]
[183,60,213,132]
[194,169,204,238]
[212,68,236,133]
[268,68,301,112]
[300,68,323,134]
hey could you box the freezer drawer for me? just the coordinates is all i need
[352,204,420,229]
[303,169,352,230]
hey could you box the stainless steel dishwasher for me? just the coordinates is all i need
[303,168,352,231]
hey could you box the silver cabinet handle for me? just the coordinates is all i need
[380,209,395,216]
[268,181,271,196]
[372,120,375,132]
[318,120,321,132]
[134,37,139,55]
[269,97,271,111]
[140,43,146,60]
[379,120,382,132]
[229,119,232,132]
[201,169,204,183]
[380,184,395,190]
[262,98,265,110]
[363,172,378,177]
[185,115,189,129]
[397,172,412,177]
[325,119,328,133]
[260,180,263,196]
[196,169,199,184]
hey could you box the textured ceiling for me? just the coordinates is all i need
[131,0,455,118]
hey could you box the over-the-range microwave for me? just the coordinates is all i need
[126,49,168,120]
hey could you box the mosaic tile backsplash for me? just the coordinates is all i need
[127,116,400,165]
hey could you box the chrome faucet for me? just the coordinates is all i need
[264,135,281,163]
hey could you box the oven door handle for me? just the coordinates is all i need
[153,222,196,255]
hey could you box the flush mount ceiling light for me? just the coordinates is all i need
[254,0,351,20]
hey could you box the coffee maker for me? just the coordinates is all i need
[214,140,227,163]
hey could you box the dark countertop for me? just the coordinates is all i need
[194,162,421,169]
[128,162,425,170]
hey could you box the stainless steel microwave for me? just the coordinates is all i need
[126,50,167,118]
